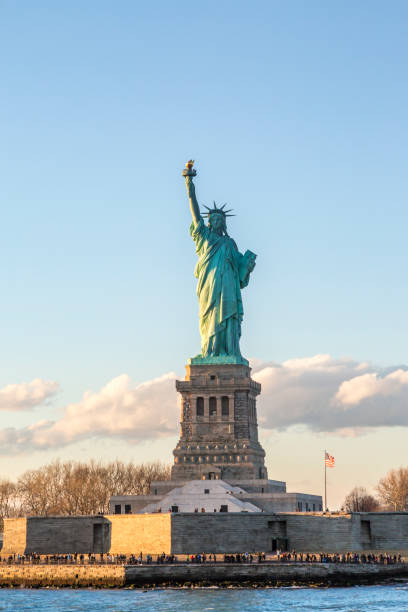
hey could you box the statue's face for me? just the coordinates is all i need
[209,213,225,234]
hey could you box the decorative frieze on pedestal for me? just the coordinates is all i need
[171,363,268,481]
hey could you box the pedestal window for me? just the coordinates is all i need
[209,396,217,416]
[196,397,204,416]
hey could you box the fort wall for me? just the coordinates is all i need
[2,516,109,555]
[1,518,26,555]
[108,514,171,555]
[3,512,408,556]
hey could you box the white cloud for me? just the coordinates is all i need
[335,370,408,406]
[253,355,408,432]
[0,379,59,411]
[1,355,408,454]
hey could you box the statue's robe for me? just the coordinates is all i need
[190,217,244,357]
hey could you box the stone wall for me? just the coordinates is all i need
[171,513,272,554]
[1,518,27,555]
[0,565,125,587]
[124,562,408,587]
[284,514,355,551]
[0,563,407,588]
[3,515,172,556]
[244,493,323,513]
[110,495,159,514]
[108,514,171,555]
[227,479,286,493]
[3,516,109,555]
[170,512,408,554]
[369,513,408,550]
[169,513,351,554]
[3,512,408,556]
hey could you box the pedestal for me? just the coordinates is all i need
[171,363,268,481]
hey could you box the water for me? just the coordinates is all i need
[0,585,408,611]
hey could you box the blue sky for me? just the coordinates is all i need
[1,1,408,507]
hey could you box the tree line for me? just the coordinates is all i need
[343,466,408,512]
[1,459,406,518]
[0,459,170,518]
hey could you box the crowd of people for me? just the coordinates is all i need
[0,553,128,565]
[277,551,404,564]
[223,553,265,563]
[0,551,405,565]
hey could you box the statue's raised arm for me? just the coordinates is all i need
[183,160,200,226]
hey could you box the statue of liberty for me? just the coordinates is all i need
[183,161,256,365]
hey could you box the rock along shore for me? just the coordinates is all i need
[0,563,408,588]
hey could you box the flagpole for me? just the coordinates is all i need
[324,449,327,512]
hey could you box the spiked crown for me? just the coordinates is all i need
[201,202,235,218]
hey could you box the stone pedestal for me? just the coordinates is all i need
[171,363,267,481]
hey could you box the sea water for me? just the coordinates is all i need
[0,585,407,611]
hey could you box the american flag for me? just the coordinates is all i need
[325,452,335,468]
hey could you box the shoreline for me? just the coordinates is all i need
[0,563,407,589]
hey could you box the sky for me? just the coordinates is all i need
[1,0,408,509]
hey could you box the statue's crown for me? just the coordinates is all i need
[202,202,235,218]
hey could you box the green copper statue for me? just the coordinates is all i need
[183,161,256,365]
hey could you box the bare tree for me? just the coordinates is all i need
[17,461,73,516]
[343,486,379,512]
[15,459,171,516]
[103,460,171,505]
[377,466,408,511]
[0,479,20,518]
